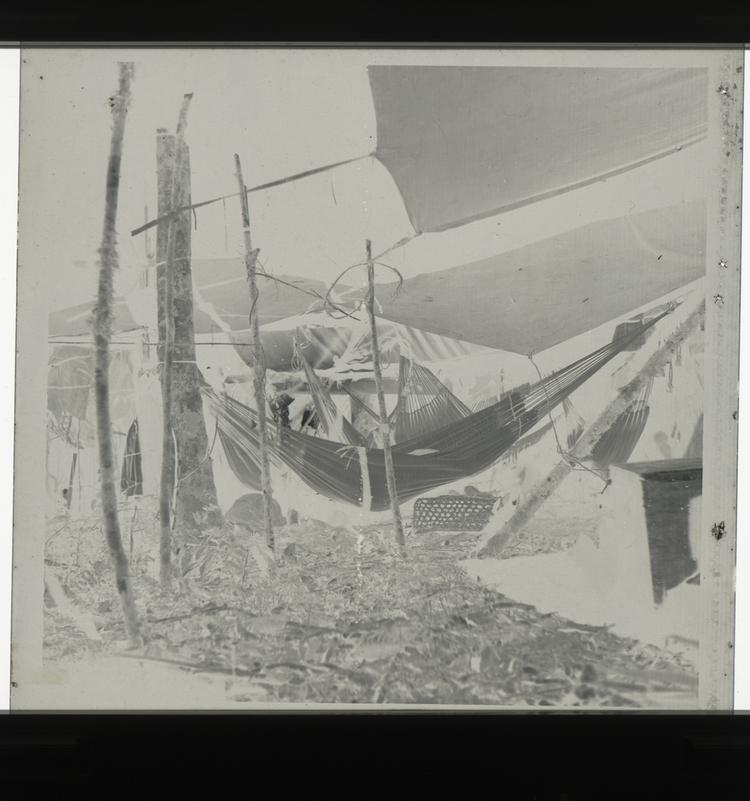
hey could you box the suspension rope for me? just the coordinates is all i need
[527,352,610,490]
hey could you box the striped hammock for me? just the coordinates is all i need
[206,309,670,510]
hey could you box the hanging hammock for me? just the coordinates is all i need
[590,377,654,467]
[206,309,670,510]
[304,349,474,448]
[471,382,532,414]
[389,356,472,443]
[337,355,473,446]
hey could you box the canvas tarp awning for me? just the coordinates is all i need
[373,200,706,354]
[368,65,708,234]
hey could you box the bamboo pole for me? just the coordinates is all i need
[159,94,193,588]
[365,240,406,556]
[477,301,706,559]
[234,154,275,554]
[93,62,141,644]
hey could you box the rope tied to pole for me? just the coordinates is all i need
[526,351,610,491]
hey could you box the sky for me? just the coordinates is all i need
[17,48,714,312]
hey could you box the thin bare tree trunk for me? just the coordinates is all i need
[365,240,406,556]
[159,94,193,588]
[234,154,275,554]
[94,62,141,644]
[477,301,705,559]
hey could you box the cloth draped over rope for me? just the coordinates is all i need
[48,345,94,424]
[120,418,144,496]
[206,310,670,511]
[47,345,138,447]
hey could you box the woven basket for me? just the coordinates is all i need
[413,495,497,533]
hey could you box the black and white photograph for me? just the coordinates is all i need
[10,47,743,709]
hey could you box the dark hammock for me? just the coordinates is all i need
[207,310,670,510]
[590,378,653,466]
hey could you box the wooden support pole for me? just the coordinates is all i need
[234,154,275,554]
[158,93,193,588]
[93,62,141,644]
[156,113,221,549]
[365,240,406,556]
[477,301,706,559]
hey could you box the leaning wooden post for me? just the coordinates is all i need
[365,240,406,556]
[158,94,193,589]
[93,62,141,644]
[234,154,275,554]
[476,301,705,559]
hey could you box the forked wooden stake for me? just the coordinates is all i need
[93,62,141,644]
[234,154,276,554]
[365,240,406,556]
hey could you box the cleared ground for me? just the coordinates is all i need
[41,494,698,709]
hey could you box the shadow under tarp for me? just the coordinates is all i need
[464,458,703,648]
[618,459,702,605]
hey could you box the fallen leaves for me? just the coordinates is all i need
[42,502,698,708]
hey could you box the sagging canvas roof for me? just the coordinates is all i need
[368,65,708,234]
[372,200,706,354]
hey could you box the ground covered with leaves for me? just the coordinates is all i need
[43,497,698,708]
